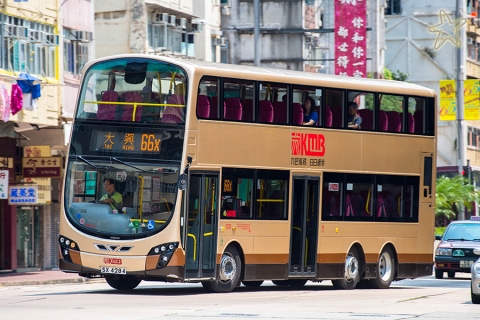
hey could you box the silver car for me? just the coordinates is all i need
[471,248,480,304]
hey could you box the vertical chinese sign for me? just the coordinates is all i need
[335,0,367,77]
[0,170,9,199]
[439,80,480,121]
[464,79,480,120]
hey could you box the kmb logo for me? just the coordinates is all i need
[103,258,122,265]
[291,133,325,156]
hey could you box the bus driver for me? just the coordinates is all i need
[96,178,123,211]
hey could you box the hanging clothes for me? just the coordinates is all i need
[17,73,42,99]
[10,84,23,115]
[0,83,10,121]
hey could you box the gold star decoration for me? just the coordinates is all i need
[428,10,466,49]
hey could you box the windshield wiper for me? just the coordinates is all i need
[77,156,103,169]
[446,238,468,241]
[111,157,147,172]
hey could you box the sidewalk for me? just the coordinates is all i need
[0,270,105,287]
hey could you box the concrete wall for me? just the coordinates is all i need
[95,0,132,57]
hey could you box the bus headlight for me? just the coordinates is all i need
[435,248,452,256]
[59,235,80,263]
[148,242,179,269]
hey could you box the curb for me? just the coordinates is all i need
[0,278,105,287]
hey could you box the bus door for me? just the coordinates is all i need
[185,172,219,279]
[289,176,319,276]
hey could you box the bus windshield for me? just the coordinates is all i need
[76,57,187,124]
[64,158,180,237]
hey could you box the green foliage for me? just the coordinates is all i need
[365,68,411,112]
[435,226,447,236]
[435,175,480,219]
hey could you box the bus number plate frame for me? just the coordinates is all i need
[100,266,127,274]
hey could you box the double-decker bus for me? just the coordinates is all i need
[59,54,436,292]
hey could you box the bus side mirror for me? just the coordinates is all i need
[178,173,187,191]
[435,235,442,241]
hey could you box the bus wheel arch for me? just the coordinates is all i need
[202,242,243,293]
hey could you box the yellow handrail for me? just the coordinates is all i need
[130,218,165,224]
[188,233,196,261]
[84,101,185,121]
[256,199,284,203]
[138,176,144,222]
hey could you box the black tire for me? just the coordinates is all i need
[242,281,264,287]
[472,286,480,304]
[202,245,242,293]
[331,247,360,290]
[447,271,455,278]
[369,247,395,289]
[434,269,444,279]
[105,277,141,291]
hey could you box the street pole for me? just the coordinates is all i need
[456,0,466,220]
[254,0,260,66]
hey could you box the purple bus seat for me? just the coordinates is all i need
[162,94,185,124]
[272,101,287,124]
[378,110,388,132]
[196,95,210,119]
[325,105,333,127]
[259,100,274,123]
[224,98,242,121]
[241,99,254,122]
[358,109,373,130]
[386,111,402,132]
[292,103,303,125]
[97,90,119,120]
[121,91,143,121]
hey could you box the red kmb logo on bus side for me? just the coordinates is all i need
[291,133,325,156]
[103,258,122,265]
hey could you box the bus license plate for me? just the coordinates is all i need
[460,260,474,268]
[101,266,127,274]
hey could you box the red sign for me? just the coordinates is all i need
[103,258,123,265]
[291,133,325,157]
[334,0,367,77]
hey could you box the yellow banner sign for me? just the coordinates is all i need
[464,79,480,120]
[439,80,456,121]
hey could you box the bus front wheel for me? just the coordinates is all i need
[105,276,141,291]
[332,247,360,290]
[202,245,242,293]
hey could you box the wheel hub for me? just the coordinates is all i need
[344,254,359,280]
[219,253,237,282]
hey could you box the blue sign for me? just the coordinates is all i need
[8,185,37,204]
[147,220,155,230]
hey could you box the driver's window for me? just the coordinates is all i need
[73,171,97,202]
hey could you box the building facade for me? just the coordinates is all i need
[385,0,480,185]
[0,0,94,272]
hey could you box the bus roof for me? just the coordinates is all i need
[85,54,436,98]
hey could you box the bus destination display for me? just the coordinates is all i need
[91,130,161,153]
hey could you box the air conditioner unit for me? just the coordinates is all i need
[215,37,227,46]
[221,6,231,16]
[74,30,93,42]
[155,13,169,23]
[42,33,59,46]
[169,15,176,25]
[305,35,314,45]
[29,30,42,43]
[178,18,187,29]
[3,25,28,39]
[190,23,203,33]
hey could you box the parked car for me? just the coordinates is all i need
[434,218,480,279]
[470,248,480,304]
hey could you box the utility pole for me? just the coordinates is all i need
[254,0,260,66]
[456,0,466,220]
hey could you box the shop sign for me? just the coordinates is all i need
[22,157,62,178]
[24,177,51,204]
[0,170,8,199]
[23,146,51,157]
[8,185,38,204]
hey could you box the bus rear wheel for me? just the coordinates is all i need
[202,245,241,293]
[369,247,395,289]
[332,247,360,290]
[105,276,141,291]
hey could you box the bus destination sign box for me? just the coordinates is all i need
[22,157,62,178]
[91,130,162,153]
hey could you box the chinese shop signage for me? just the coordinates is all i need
[22,157,62,178]
[8,185,38,204]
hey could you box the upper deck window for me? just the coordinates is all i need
[76,58,188,124]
